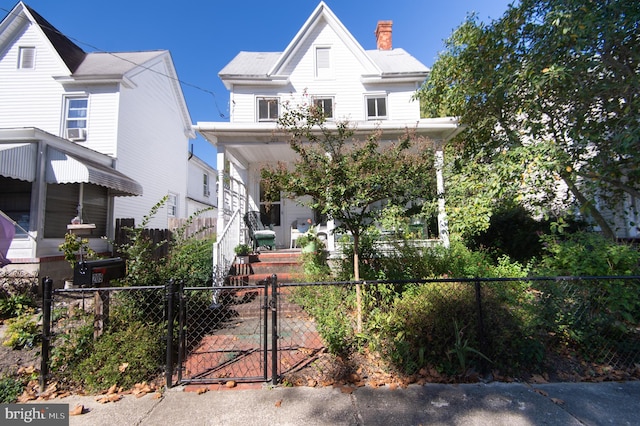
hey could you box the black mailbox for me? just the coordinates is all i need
[73,258,126,287]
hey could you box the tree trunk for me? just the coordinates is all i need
[353,233,362,333]
[561,172,617,241]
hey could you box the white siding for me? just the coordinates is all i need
[0,21,69,135]
[113,59,190,229]
[229,20,421,124]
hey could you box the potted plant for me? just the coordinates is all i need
[297,226,325,253]
[234,243,252,264]
[58,231,97,287]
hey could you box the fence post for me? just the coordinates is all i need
[474,279,489,374]
[271,274,278,385]
[176,279,186,384]
[165,279,176,388]
[40,276,53,392]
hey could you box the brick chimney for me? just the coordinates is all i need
[375,20,393,50]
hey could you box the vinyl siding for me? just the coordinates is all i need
[112,59,189,229]
[229,20,421,124]
[0,21,69,135]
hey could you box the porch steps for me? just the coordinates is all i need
[226,250,304,287]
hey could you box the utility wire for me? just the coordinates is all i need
[0,5,228,119]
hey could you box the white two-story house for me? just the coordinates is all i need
[0,2,194,281]
[196,2,462,270]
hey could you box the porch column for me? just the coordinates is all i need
[435,145,450,248]
[216,149,226,234]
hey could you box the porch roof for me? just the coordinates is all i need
[195,117,462,164]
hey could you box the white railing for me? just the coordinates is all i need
[212,207,242,277]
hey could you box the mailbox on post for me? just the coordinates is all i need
[73,257,126,287]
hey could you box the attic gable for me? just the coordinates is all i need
[0,2,87,73]
[268,1,380,78]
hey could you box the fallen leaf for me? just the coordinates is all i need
[533,388,548,397]
[107,384,118,394]
[152,392,163,400]
[551,398,565,405]
[226,381,236,388]
[275,399,282,407]
[530,374,548,384]
[69,405,84,416]
[196,387,208,394]
[119,363,129,373]
[340,386,354,394]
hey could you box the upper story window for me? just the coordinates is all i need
[257,97,279,122]
[18,47,35,69]
[203,173,210,197]
[315,46,332,78]
[313,97,334,119]
[366,95,387,120]
[64,96,88,141]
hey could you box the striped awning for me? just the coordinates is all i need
[46,148,143,196]
[0,143,37,181]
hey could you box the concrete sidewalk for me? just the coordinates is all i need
[28,380,640,426]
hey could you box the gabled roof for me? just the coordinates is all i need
[24,4,86,72]
[218,1,428,88]
[0,2,87,72]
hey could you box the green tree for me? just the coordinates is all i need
[418,0,640,240]
[262,102,437,330]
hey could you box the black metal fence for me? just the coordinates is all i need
[39,275,640,391]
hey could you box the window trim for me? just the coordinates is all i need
[167,193,178,218]
[312,96,335,119]
[257,97,279,122]
[314,46,332,79]
[365,94,388,120]
[18,46,36,69]
[63,95,89,138]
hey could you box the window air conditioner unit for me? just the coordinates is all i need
[66,128,86,141]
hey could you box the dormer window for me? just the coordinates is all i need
[18,46,35,69]
[366,95,387,120]
[257,97,279,121]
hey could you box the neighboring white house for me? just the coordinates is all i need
[196,1,462,270]
[186,151,217,220]
[0,2,194,281]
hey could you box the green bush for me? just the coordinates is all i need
[535,231,640,276]
[164,236,215,287]
[73,322,164,393]
[0,294,36,320]
[375,281,542,376]
[0,376,24,403]
[290,285,355,355]
[2,313,40,349]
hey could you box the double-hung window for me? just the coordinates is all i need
[167,193,178,217]
[203,173,210,197]
[18,47,35,69]
[64,96,88,140]
[257,97,279,121]
[313,97,334,119]
[366,95,387,120]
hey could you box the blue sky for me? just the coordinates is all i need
[1,0,514,167]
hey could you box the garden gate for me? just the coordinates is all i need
[175,275,324,386]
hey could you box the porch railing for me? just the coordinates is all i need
[212,207,242,280]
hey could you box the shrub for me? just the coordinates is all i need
[0,376,24,403]
[2,313,40,349]
[73,322,164,393]
[535,231,640,276]
[0,294,36,320]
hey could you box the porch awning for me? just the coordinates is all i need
[46,148,143,196]
[0,143,37,181]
